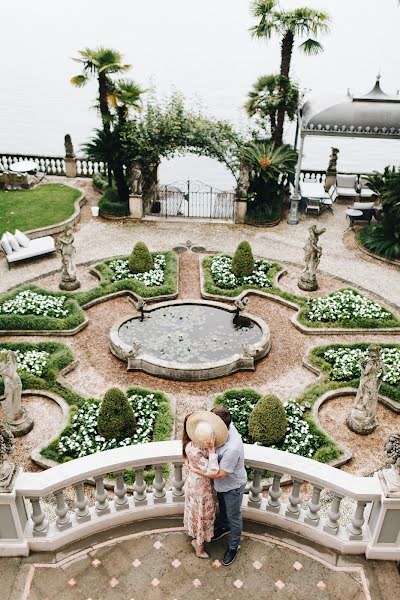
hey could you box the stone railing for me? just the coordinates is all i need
[0,153,107,178]
[299,170,370,185]
[1,441,398,559]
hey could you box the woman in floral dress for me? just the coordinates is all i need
[182,414,220,559]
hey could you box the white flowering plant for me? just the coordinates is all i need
[306,289,392,325]
[322,346,400,386]
[0,290,68,318]
[56,389,171,460]
[109,254,166,286]
[215,391,321,459]
[210,255,272,290]
[12,349,49,377]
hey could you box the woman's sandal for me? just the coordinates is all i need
[191,539,209,559]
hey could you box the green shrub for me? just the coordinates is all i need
[97,388,136,441]
[231,241,254,277]
[248,394,287,445]
[98,187,129,217]
[128,242,154,274]
[92,172,109,192]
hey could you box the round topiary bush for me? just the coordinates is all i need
[97,387,136,441]
[248,394,287,446]
[128,241,154,274]
[231,241,254,277]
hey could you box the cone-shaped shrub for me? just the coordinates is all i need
[248,394,287,446]
[231,241,254,277]
[128,241,153,273]
[97,387,136,441]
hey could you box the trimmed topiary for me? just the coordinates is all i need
[97,387,136,441]
[248,393,287,446]
[231,241,254,277]
[128,241,154,274]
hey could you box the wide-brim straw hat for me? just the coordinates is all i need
[186,411,228,448]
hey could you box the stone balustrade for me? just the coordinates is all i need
[0,153,107,179]
[1,441,398,559]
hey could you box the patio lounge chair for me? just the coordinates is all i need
[1,230,55,267]
[358,176,376,200]
[336,174,358,200]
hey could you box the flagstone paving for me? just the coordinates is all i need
[4,525,400,600]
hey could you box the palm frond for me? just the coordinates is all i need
[70,74,88,88]
[298,38,323,55]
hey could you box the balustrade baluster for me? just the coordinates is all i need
[114,470,129,510]
[172,463,185,502]
[285,478,304,519]
[73,482,90,522]
[347,501,367,539]
[249,469,263,507]
[54,489,71,530]
[94,475,110,515]
[266,472,283,513]
[29,497,49,536]
[153,465,166,503]
[305,485,323,526]
[133,467,147,505]
[323,493,343,534]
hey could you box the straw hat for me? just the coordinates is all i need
[186,411,228,448]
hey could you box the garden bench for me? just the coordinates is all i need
[1,230,55,268]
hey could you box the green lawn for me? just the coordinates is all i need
[0,184,81,237]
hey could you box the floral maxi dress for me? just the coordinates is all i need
[183,442,219,546]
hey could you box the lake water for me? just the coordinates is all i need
[1,0,400,190]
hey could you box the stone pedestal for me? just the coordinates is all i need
[298,273,318,291]
[234,199,247,224]
[287,194,300,225]
[65,157,77,178]
[346,407,377,435]
[59,277,80,291]
[129,194,143,219]
[5,406,34,437]
[0,462,17,493]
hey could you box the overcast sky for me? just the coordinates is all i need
[1,0,399,185]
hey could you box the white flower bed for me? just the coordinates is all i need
[210,255,272,289]
[57,392,158,459]
[307,289,390,323]
[323,346,400,385]
[109,254,166,286]
[0,290,68,318]
[14,349,49,376]
[221,394,318,458]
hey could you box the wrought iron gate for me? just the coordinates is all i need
[146,180,235,220]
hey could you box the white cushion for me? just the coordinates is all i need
[353,201,374,210]
[14,229,30,248]
[1,234,13,255]
[6,236,55,263]
[5,231,20,251]
[337,174,357,189]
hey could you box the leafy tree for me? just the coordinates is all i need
[250,0,329,145]
[245,74,299,138]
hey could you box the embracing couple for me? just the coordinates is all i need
[182,406,246,566]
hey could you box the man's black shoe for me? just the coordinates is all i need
[223,547,237,566]
[211,528,230,542]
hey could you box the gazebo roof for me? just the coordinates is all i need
[302,77,400,139]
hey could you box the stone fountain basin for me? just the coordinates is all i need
[109,299,271,381]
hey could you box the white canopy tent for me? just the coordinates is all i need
[288,76,400,224]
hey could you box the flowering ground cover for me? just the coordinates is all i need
[109,254,166,285]
[203,255,277,297]
[213,389,339,462]
[0,286,85,331]
[304,289,398,328]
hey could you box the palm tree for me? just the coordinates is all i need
[71,47,131,131]
[250,0,329,145]
[107,79,144,126]
[245,74,299,138]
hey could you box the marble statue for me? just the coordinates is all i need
[236,158,250,200]
[64,134,75,159]
[56,224,80,291]
[0,421,15,488]
[298,225,326,291]
[134,297,146,321]
[347,345,385,434]
[0,350,33,436]
[127,342,141,359]
[129,161,143,196]
[234,297,249,314]
[241,342,258,359]
[381,432,400,493]
[327,147,339,172]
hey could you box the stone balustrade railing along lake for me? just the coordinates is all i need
[0,441,398,559]
[0,153,106,178]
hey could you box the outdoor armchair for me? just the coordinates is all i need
[336,174,358,200]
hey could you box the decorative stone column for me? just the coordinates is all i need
[234,200,247,224]
[288,131,305,225]
[64,134,77,178]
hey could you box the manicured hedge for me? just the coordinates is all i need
[0,285,85,332]
[202,256,280,298]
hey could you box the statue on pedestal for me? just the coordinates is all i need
[56,224,80,291]
[129,161,143,196]
[327,147,339,173]
[64,134,75,159]
[347,345,385,434]
[236,159,250,200]
[0,351,33,436]
[298,225,326,291]
[0,421,15,490]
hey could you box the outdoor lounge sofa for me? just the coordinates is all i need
[1,230,55,267]
[336,174,358,200]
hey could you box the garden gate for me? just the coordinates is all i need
[146,180,235,220]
